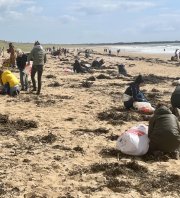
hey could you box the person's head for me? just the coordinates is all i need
[154,103,171,114]
[99,59,104,64]
[75,59,79,64]
[156,103,166,109]
[134,74,144,85]
[9,43,13,47]
[16,49,23,57]
[34,41,40,46]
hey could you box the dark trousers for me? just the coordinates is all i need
[31,65,43,93]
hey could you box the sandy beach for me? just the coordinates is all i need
[0,47,180,198]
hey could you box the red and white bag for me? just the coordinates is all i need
[24,62,32,76]
[133,102,155,114]
[116,124,149,156]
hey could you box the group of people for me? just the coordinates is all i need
[104,48,121,56]
[1,42,180,154]
[0,41,46,96]
[73,58,104,73]
[122,74,180,154]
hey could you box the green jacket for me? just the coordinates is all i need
[28,45,46,66]
[148,106,180,152]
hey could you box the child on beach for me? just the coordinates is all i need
[16,49,28,91]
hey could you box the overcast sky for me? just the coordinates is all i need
[0,0,180,44]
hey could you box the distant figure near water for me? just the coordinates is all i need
[175,49,180,60]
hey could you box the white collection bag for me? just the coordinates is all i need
[133,102,155,114]
[116,124,149,156]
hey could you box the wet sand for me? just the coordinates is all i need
[0,48,180,198]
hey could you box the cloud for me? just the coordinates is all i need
[72,0,156,15]
[58,15,76,24]
[0,0,36,21]
[26,6,43,14]
[134,10,180,35]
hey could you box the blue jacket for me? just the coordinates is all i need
[124,83,144,102]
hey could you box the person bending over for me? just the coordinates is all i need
[0,69,20,96]
[123,74,147,109]
[148,103,180,153]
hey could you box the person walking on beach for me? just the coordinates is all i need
[27,41,47,95]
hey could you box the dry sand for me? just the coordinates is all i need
[0,48,180,198]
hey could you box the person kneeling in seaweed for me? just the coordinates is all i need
[123,74,147,109]
[0,69,20,97]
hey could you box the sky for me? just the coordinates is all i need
[0,0,180,44]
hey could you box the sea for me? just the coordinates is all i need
[110,43,180,54]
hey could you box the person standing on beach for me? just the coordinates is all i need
[16,49,28,91]
[7,43,16,68]
[175,49,180,60]
[27,41,47,95]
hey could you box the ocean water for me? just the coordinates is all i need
[110,43,180,54]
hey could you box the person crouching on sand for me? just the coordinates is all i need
[171,85,180,109]
[0,69,20,96]
[122,74,147,109]
[148,103,180,154]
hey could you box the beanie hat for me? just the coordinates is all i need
[135,74,144,84]
[34,41,40,46]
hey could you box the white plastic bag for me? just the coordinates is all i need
[133,102,155,114]
[122,93,132,102]
[116,124,149,156]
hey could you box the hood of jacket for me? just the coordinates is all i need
[3,70,12,75]
[33,45,43,50]
[154,106,172,115]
